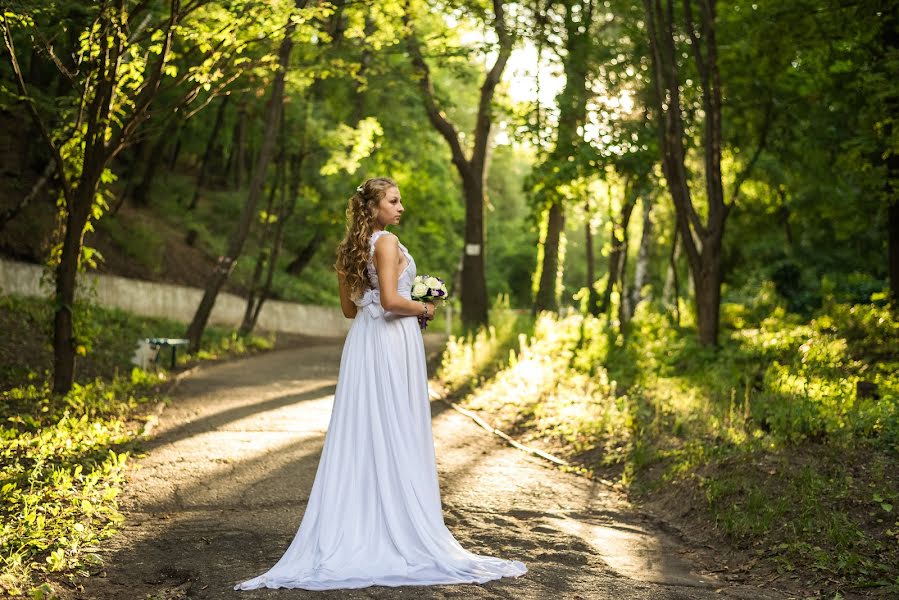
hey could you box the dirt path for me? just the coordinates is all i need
[77,337,787,600]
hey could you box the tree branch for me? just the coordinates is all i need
[403,5,468,171]
[1,13,73,203]
[471,0,514,172]
[109,0,180,158]
[728,97,774,212]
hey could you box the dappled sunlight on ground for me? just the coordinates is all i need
[71,342,783,600]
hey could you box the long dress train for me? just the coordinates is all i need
[233,230,527,590]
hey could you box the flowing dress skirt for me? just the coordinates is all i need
[233,309,527,590]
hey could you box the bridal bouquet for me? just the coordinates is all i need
[411,275,448,330]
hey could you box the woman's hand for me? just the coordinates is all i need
[425,302,436,320]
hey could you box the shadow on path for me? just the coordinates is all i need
[76,340,786,600]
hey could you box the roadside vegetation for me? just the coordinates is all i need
[0,293,273,596]
[439,293,899,596]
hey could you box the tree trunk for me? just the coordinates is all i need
[0,161,54,231]
[600,192,636,314]
[167,130,182,170]
[52,188,95,393]
[534,201,565,312]
[239,143,284,335]
[626,196,654,320]
[643,0,732,346]
[286,228,323,276]
[585,200,599,316]
[132,125,172,206]
[111,136,147,215]
[405,0,512,330]
[884,2,899,302]
[460,171,489,327]
[696,249,723,345]
[245,153,302,335]
[186,14,296,353]
[227,103,248,189]
[664,225,682,325]
[890,200,899,302]
[618,209,632,325]
[190,94,229,210]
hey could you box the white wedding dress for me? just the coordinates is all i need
[233,230,527,591]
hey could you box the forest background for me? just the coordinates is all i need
[0,0,897,598]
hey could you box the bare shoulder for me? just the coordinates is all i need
[373,231,399,253]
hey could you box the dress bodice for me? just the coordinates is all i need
[353,230,416,317]
[366,230,416,295]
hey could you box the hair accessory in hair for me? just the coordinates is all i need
[356,184,364,194]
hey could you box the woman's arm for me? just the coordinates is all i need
[337,271,358,319]
[373,234,435,318]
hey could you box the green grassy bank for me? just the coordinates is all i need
[0,294,273,597]
[438,294,898,596]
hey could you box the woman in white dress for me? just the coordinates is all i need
[233,177,527,591]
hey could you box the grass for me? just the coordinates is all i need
[437,291,899,595]
[95,218,165,276]
[145,170,342,307]
[0,293,274,393]
[0,293,275,597]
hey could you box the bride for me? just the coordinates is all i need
[233,177,527,591]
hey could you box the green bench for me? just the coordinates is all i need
[132,338,189,370]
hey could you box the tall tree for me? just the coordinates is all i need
[190,94,230,210]
[642,0,764,345]
[405,0,514,328]
[532,0,594,313]
[186,4,304,353]
[881,1,899,301]
[2,1,182,393]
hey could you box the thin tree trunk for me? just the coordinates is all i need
[618,207,632,325]
[665,225,682,325]
[890,200,899,302]
[132,124,173,206]
[884,2,899,302]
[227,103,248,189]
[286,228,323,276]
[239,143,284,335]
[600,188,636,314]
[405,0,512,329]
[190,94,229,210]
[246,152,302,334]
[167,130,182,170]
[111,136,147,215]
[534,201,565,312]
[0,161,55,231]
[186,10,297,353]
[626,195,654,320]
[585,199,599,316]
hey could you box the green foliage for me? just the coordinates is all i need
[0,371,160,595]
[440,297,899,592]
[438,295,533,395]
[0,293,269,392]
[0,293,276,594]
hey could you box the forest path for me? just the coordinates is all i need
[77,337,785,600]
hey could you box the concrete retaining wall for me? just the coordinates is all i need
[0,258,351,337]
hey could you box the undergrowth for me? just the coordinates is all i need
[0,293,274,597]
[438,292,899,594]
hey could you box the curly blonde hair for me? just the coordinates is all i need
[335,177,398,301]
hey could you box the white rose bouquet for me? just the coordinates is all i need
[410,274,449,330]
